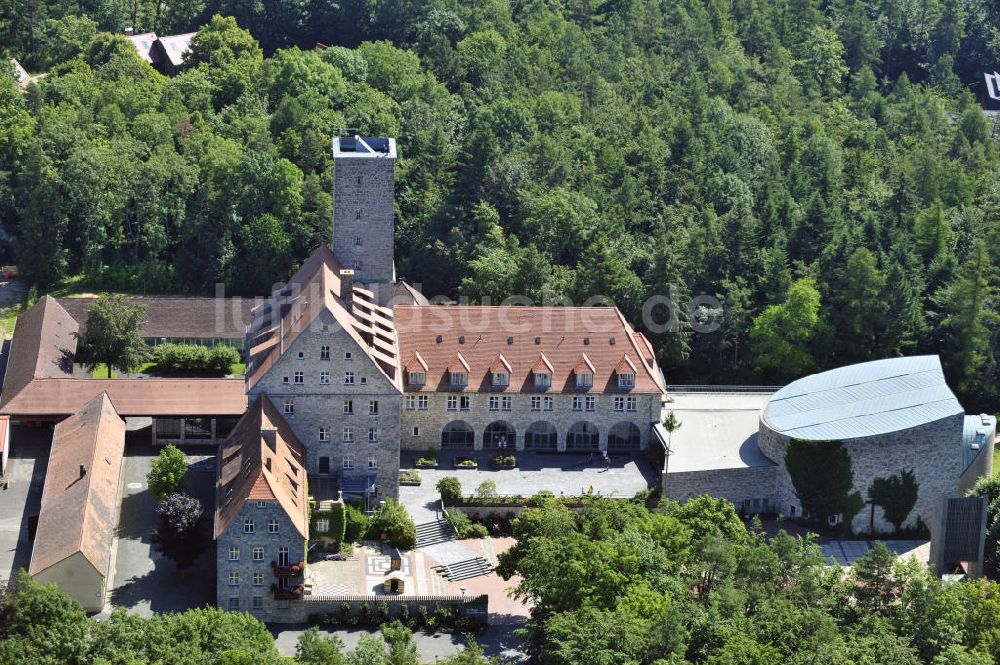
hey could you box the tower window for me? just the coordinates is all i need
[356,208,362,220]
[355,236,363,247]
[353,260,363,270]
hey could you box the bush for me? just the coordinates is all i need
[147,444,188,500]
[447,510,489,539]
[344,503,370,544]
[437,476,463,504]
[474,480,497,499]
[152,343,240,375]
[366,499,416,549]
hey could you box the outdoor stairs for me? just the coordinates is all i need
[432,557,494,582]
[415,519,455,548]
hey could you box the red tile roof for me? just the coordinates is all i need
[488,353,512,374]
[531,352,554,374]
[56,296,256,340]
[395,306,666,394]
[215,395,308,538]
[29,393,125,578]
[245,246,401,392]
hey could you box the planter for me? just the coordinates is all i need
[399,470,422,486]
[490,455,516,469]
[415,457,438,468]
[453,456,478,469]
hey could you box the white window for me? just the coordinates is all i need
[244,519,254,533]
[577,371,593,388]
[626,396,637,412]
[617,372,635,388]
[492,372,509,387]
[320,371,330,385]
[278,547,289,565]
[343,399,353,415]
[451,371,468,387]
[228,547,239,561]
[412,426,419,436]
[572,396,583,411]
[447,396,458,411]
[368,455,377,469]
[418,395,428,410]
[344,371,355,385]
[253,547,264,561]
[320,345,330,360]
[316,518,329,533]
[501,396,511,411]
[319,427,329,441]
[544,396,554,411]
[256,500,267,508]
[535,372,551,388]
[406,395,416,410]
[253,572,264,586]
[531,396,542,412]
[229,597,240,610]
[252,596,263,610]
[368,400,379,415]
[408,371,425,386]
[586,396,596,412]
[268,518,279,533]
[460,395,471,411]
[368,427,379,442]
[229,572,240,586]
[614,397,625,412]
[283,399,294,414]
[491,396,502,412]
[293,371,304,385]
[343,456,354,469]
[343,426,353,442]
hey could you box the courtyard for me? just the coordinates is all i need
[0,425,50,589]
[399,450,658,523]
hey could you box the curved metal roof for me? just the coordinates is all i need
[762,356,964,441]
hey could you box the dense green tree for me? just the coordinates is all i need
[749,278,823,381]
[147,443,189,499]
[75,294,149,377]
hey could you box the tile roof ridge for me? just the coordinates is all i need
[395,304,619,311]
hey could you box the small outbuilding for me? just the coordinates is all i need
[29,392,126,611]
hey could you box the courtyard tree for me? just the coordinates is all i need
[436,476,462,504]
[151,492,207,569]
[147,444,188,499]
[75,294,149,378]
[367,499,416,549]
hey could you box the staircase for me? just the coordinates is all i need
[415,519,455,548]
[432,557,494,582]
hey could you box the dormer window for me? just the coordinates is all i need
[531,352,554,390]
[615,353,637,389]
[489,353,512,389]
[451,371,468,387]
[408,371,426,386]
[492,371,509,387]
[577,371,593,388]
[447,352,471,389]
[534,372,551,388]
[617,372,635,388]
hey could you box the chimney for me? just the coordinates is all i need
[79,464,86,478]
[340,269,355,311]
[124,27,134,36]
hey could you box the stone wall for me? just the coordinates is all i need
[663,464,780,513]
[758,413,964,535]
[400,391,662,453]
[249,309,402,501]
[332,150,395,296]
[216,500,307,622]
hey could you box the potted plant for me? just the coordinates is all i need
[416,446,439,468]
[453,456,478,469]
[490,454,516,469]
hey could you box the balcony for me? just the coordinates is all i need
[271,582,304,600]
[270,560,305,576]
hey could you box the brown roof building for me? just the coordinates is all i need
[29,393,126,611]
[56,296,256,341]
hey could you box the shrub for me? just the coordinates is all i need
[447,510,488,539]
[427,446,438,460]
[152,343,240,375]
[344,503,370,544]
[474,480,497,499]
[437,476,463,504]
[366,499,417,549]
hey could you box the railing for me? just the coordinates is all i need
[272,582,305,600]
[303,593,488,604]
[667,384,782,394]
[271,560,305,576]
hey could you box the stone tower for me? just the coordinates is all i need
[332,136,396,305]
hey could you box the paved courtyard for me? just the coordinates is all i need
[0,426,50,588]
[400,450,657,522]
[103,432,217,617]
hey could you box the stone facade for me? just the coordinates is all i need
[399,390,662,453]
[332,138,395,302]
[247,308,402,502]
[216,499,307,623]
[663,464,780,514]
[758,413,965,535]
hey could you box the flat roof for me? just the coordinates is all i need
[666,392,775,473]
[763,356,964,441]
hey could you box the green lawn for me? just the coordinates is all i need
[90,362,245,378]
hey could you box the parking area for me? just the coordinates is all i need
[103,432,217,617]
[400,450,658,523]
[0,425,51,588]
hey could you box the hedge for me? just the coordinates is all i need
[153,343,240,375]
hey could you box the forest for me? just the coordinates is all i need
[2,0,1000,405]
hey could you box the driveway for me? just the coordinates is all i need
[400,450,657,523]
[0,426,51,588]
[103,434,217,616]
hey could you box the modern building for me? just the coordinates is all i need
[125,30,196,75]
[28,393,126,611]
